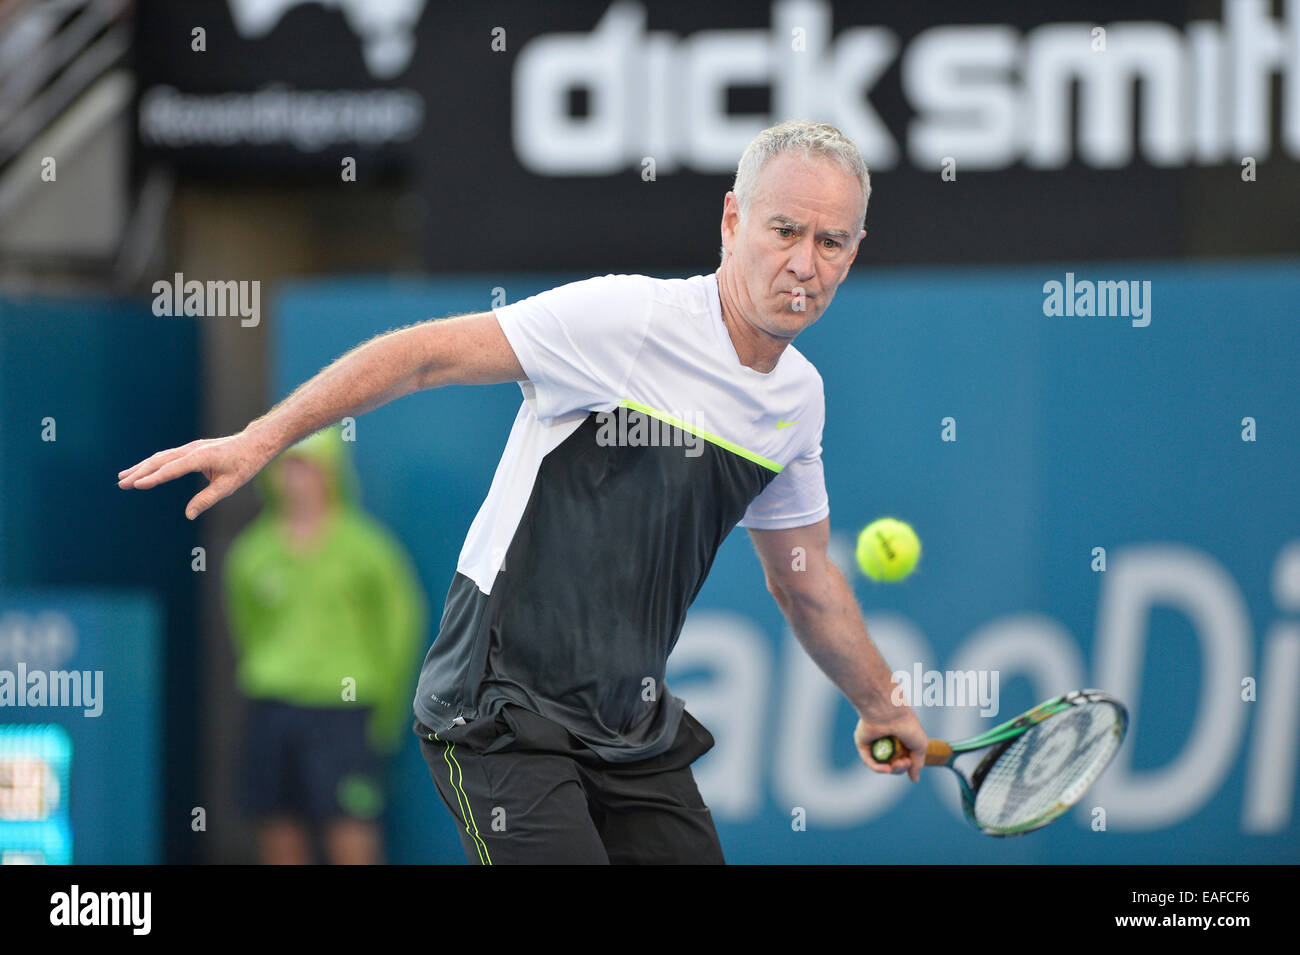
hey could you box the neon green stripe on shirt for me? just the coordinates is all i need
[619,399,783,473]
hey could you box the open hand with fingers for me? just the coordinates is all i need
[117,430,276,520]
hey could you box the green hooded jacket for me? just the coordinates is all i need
[222,425,427,755]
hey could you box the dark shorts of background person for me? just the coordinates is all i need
[415,703,725,865]
[239,698,384,823]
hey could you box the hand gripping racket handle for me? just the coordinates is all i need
[869,736,953,766]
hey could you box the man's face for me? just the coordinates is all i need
[280,456,330,513]
[720,152,865,339]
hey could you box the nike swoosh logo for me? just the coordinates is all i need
[776,419,797,429]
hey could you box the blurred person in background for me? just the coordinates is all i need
[222,425,427,864]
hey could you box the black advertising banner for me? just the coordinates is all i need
[133,0,1300,269]
[134,0,427,177]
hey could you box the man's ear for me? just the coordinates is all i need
[720,192,740,254]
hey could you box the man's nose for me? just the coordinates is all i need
[787,236,816,282]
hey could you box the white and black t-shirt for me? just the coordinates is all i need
[413,271,829,761]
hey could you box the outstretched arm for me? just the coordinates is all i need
[748,518,928,781]
[117,311,523,519]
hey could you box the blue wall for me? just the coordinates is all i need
[0,294,200,863]
[275,261,1300,863]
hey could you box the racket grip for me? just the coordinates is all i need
[869,736,953,766]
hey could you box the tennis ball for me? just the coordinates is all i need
[856,518,921,582]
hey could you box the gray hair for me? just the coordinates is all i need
[722,120,870,260]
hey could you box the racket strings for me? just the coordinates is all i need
[972,702,1123,833]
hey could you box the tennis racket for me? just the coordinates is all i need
[870,689,1128,836]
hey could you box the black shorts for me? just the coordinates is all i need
[239,698,384,823]
[415,704,725,864]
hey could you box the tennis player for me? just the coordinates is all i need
[118,119,927,865]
